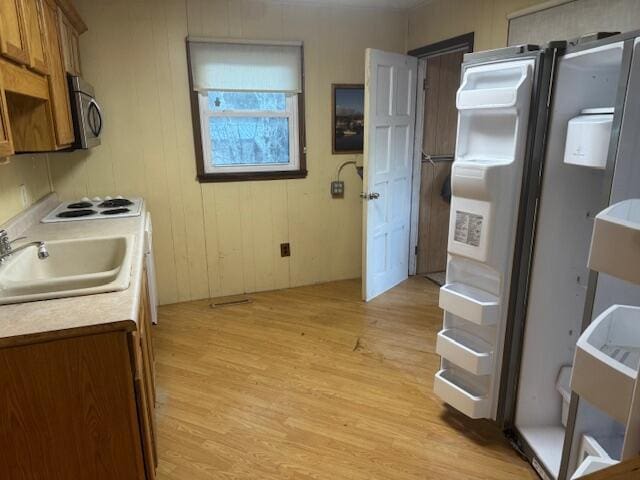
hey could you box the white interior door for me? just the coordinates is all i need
[362,49,418,301]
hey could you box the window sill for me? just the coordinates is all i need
[197,169,308,183]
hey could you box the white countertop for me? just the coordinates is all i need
[0,194,147,347]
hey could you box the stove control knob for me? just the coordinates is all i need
[81,197,90,202]
[116,195,123,199]
[105,196,112,200]
[92,197,101,202]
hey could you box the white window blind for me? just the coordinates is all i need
[188,38,303,93]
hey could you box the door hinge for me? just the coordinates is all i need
[414,245,418,255]
[423,78,428,90]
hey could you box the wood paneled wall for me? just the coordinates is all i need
[0,154,51,225]
[407,0,548,52]
[48,0,407,305]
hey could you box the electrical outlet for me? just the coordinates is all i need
[331,181,345,198]
[280,243,291,257]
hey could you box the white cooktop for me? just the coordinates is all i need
[41,196,144,223]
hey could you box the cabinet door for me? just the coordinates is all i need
[0,74,14,158]
[22,0,48,74]
[0,0,30,65]
[134,272,157,479]
[42,0,73,147]
[70,27,80,74]
[57,7,77,75]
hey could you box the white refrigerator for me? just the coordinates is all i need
[432,31,640,480]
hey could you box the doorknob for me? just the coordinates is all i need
[360,192,380,200]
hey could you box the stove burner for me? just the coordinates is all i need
[98,198,133,208]
[57,209,96,218]
[100,208,131,215]
[67,201,93,209]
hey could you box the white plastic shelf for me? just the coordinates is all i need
[436,328,494,375]
[456,60,533,111]
[588,199,640,285]
[439,283,499,326]
[572,304,640,424]
[571,456,618,479]
[434,368,490,419]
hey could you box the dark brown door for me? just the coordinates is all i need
[416,50,464,274]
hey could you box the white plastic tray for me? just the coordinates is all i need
[434,368,490,419]
[436,328,493,375]
[571,456,618,479]
[571,304,640,423]
[588,199,640,285]
[439,283,499,326]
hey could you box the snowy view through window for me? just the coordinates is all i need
[208,91,290,166]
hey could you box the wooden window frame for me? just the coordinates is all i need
[187,42,307,183]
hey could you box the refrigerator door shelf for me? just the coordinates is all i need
[571,304,640,424]
[571,456,618,479]
[452,160,514,201]
[588,199,640,285]
[434,368,490,419]
[439,283,499,326]
[457,61,533,111]
[436,328,494,375]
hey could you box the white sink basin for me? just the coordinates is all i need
[0,236,134,305]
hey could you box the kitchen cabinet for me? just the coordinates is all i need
[42,0,73,146]
[58,6,80,75]
[0,272,157,479]
[23,0,48,74]
[0,0,30,66]
[0,75,14,157]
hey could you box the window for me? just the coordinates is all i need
[187,39,306,182]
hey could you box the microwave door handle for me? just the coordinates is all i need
[88,99,103,136]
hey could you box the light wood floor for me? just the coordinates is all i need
[154,277,536,479]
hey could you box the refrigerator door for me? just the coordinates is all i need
[433,48,547,421]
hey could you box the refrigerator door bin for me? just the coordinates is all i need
[588,199,640,285]
[457,60,533,110]
[434,368,490,419]
[570,456,618,479]
[571,305,640,423]
[439,283,499,326]
[436,328,494,375]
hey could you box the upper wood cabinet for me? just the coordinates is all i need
[0,0,30,65]
[22,0,49,74]
[42,0,73,146]
[0,74,15,157]
[57,6,80,75]
[0,0,85,155]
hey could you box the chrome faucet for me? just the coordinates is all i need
[0,230,49,264]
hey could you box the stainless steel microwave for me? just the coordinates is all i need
[68,75,102,149]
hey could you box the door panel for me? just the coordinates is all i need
[42,0,74,147]
[23,0,48,74]
[0,0,30,65]
[417,50,463,274]
[363,49,417,301]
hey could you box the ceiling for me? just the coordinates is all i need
[264,0,429,9]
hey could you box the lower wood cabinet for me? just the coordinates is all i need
[0,274,157,479]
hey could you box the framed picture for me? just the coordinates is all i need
[332,84,365,154]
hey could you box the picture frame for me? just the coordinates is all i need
[331,84,365,154]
